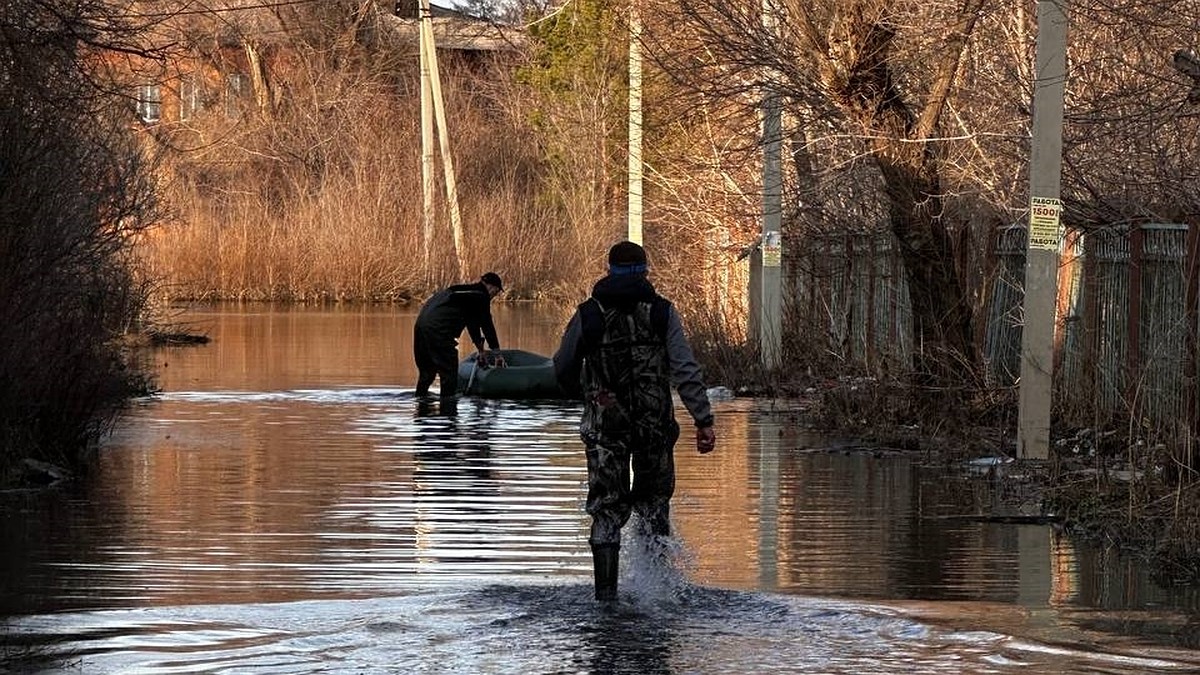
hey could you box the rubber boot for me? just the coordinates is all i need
[591,543,619,602]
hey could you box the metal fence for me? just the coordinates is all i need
[786,223,1198,434]
[787,233,911,373]
[1057,224,1195,431]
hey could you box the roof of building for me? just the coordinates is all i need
[380,14,527,52]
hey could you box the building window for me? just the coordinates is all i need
[136,84,161,123]
[180,76,201,122]
[225,73,248,118]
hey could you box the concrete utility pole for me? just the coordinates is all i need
[1017,0,1068,460]
[760,93,783,370]
[627,4,644,245]
[758,3,782,370]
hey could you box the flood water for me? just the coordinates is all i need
[5,302,1200,673]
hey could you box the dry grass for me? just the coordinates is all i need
[139,43,620,306]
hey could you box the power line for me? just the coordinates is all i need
[110,0,324,21]
[110,0,459,21]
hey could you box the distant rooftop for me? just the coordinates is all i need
[393,0,469,19]
[382,1,527,52]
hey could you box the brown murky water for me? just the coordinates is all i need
[3,302,1200,673]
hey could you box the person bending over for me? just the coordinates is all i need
[413,272,503,400]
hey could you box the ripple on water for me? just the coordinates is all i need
[9,584,1200,674]
[8,374,1200,672]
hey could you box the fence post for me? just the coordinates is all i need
[1127,225,1144,412]
[843,234,854,360]
[867,235,878,371]
[890,243,899,350]
[1082,231,1098,413]
[1185,223,1200,439]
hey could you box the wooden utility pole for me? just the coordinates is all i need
[419,10,435,276]
[1017,0,1068,460]
[418,0,465,278]
[627,4,644,245]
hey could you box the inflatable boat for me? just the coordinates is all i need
[457,349,572,399]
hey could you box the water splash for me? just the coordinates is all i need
[621,524,694,609]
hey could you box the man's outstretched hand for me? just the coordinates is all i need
[696,425,716,454]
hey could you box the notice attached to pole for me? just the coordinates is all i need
[1028,196,1062,251]
[762,231,782,268]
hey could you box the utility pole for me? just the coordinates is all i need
[1017,0,1068,460]
[758,2,782,370]
[419,4,435,277]
[627,3,643,245]
[418,0,466,278]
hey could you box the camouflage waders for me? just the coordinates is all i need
[579,297,679,599]
[584,427,679,546]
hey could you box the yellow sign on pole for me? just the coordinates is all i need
[1029,196,1062,250]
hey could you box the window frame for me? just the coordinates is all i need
[135,83,161,123]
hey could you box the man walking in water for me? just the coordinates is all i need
[553,241,716,602]
[413,272,504,401]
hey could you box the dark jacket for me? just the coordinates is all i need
[553,274,713,430]
[415,282,500,351]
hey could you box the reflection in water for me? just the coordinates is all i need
[3,303,1200,672]
[411,399,502,569]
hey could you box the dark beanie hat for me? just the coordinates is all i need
[607,241,648,274]
[481,272,503,290]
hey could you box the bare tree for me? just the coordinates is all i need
[1057,0,1200,226]
[0,0,166,475]
[640,0,1005,386]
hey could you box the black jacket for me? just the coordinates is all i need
[415,282,500,351]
